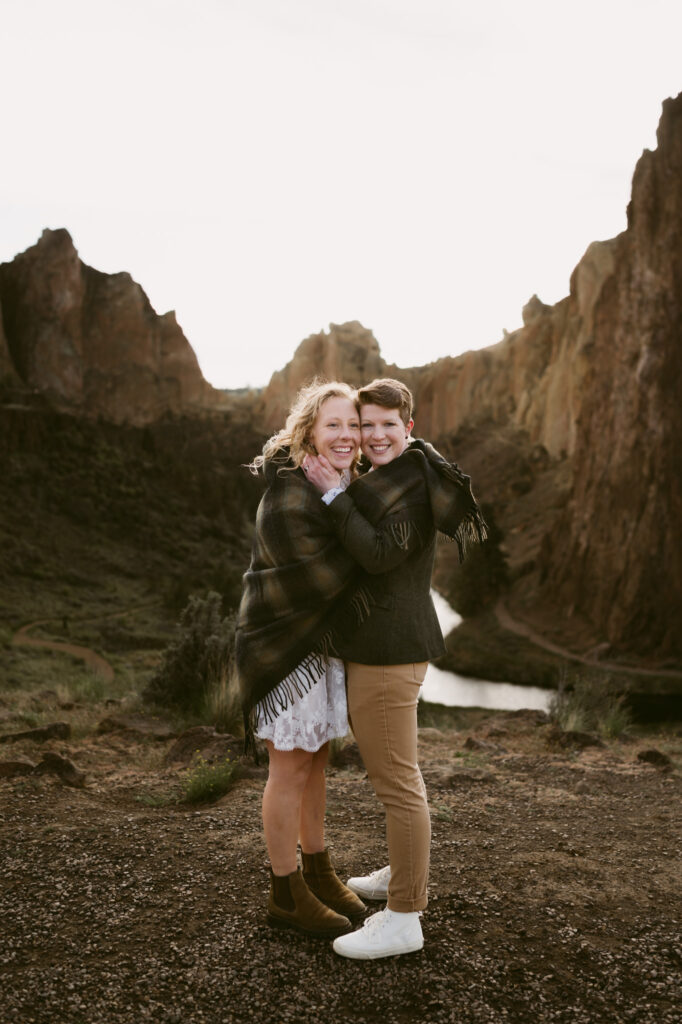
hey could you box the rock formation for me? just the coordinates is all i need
[540,95,682,659]
[0,302,21,386]
[254,95,682,663]
[257,321,389,433]
[2,93,681,667]
[0,229,225,425]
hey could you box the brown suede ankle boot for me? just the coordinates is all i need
[267,868,352,937]
[301,848,367,921]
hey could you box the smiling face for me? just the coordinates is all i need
[360,403,414,467]
[309,396,361,471]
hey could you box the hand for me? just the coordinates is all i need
[302,453,342,494]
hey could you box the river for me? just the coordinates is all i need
[421,591,552,712]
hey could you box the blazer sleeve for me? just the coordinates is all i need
[322,491,427,574]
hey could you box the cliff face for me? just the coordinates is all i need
[257,321,388,433]
[256,245,619,464]
[539,96,682,657]
[0,302,21,386]
[255,96,682,662]
[2,95,681,665]
[395,240,617,461]
[0,229,223,425]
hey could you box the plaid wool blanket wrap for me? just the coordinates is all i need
[235,440,486,740]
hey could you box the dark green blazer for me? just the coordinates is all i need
[323,489,445,666]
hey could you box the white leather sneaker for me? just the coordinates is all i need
[346,864,391,900]
[332,907,423,960]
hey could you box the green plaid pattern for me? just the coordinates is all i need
[236,458,360,716]
[347,439,487,561]
[236,441,486,722]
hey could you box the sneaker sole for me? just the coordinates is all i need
[333,939,424,960]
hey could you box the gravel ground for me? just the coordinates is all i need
[1,711,680,1024]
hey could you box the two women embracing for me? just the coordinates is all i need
[235,376,486,960]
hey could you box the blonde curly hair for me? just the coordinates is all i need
[249,378,360,474]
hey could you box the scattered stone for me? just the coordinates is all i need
[97,714,177,741]
[463,736,506,753]
[0,758,37,778]
[0,722,71,744]
[545,725,604,750]
[637,749,672,770]
[165,726,242,766]
[442,766,495,786]
[34,752,86,787]
[506,709,550,725]
[484,726,509,738]
[417,727,446,741]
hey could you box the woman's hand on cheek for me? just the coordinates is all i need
[302,454,342,494]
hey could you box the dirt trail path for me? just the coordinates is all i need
[495,600,682,680]
[10,603,160,684]
[12,621,115,681]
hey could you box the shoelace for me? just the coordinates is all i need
[366,865,391,886]
[363,909,391,936]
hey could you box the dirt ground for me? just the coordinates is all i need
[1,708,680,1024]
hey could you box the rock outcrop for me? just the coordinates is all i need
[2,94,681,667]
[0,302,21,386]
[540,95,682,658]
[257,321,388,433]
[0,229,224,425]
[255,95,682,662]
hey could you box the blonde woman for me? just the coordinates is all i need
[236,380,367,937]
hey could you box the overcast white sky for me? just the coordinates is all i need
[2,0,681,389]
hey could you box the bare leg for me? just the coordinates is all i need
[262,743,314,875]
[299,742,329,854]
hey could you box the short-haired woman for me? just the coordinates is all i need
[303,377,486,959]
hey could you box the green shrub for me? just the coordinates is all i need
[181,756,241,804]
[549,671,632,739]
[144,592,237,715]
[204,662,243,735]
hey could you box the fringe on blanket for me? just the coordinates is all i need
[242,584,375,761]
[437,513,489,562]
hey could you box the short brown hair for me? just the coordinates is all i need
[357,377,413,426]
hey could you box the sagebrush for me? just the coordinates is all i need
[549,671,632,738]
[182,756,242,804]
[144,591,238,716]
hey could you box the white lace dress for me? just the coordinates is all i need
[254,655,348,752]
[254,473,350,753]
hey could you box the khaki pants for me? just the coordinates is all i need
[346,661,430,912]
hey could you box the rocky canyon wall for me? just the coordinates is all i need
[257,321,389,434]
[255,95,682,660]
[0,229,224,425]
[540,95,682,657]
[1,94,680,663]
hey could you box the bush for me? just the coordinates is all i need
[549,671,632,739]
[204,662,243,735]
[144,592,237,715]
[181,756,242,804]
